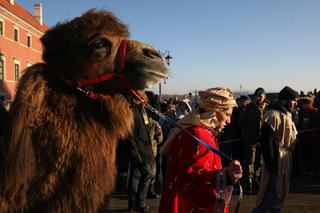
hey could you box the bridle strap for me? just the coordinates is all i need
[117,39,146,103]
[79,73,119,88]
[117,39,127,74]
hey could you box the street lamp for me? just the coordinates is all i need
[164,52,173,66]
[159,50,173,102]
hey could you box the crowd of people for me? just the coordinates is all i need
[111,85,320,213]
[1,85,319,213]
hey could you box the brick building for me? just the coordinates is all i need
[0,0,48,103]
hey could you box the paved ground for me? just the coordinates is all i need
[102,173,320,213]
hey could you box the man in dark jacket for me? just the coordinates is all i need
[239,87,268,194]
[219,95,250,167]
[127,106,155,213]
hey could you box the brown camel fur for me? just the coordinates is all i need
[0,9,168,213]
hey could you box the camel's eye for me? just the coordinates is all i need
[89,39,111,59]
[91,39,110,49]
[89,39,111,49]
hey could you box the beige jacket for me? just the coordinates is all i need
[256,108,297,208]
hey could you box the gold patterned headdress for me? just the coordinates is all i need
[178,87,237,129]
[198,87,237,113]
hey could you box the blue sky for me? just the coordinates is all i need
[18,0,320,95]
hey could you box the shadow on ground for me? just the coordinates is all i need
[102,173,320,213]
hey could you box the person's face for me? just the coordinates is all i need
[285,99,298,112]
[216,108,233,132]
[254,93,266,104]
[243,99,250,107]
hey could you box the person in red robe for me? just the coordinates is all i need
[159,87,243,213]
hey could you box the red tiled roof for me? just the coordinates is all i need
[0,0,48,32]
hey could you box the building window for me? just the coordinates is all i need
[14,63,19,80]
[14,28,18,42]
[27,34,31,47]
[0,59,4,80]
[0,21,3,36]
[0,94,5,103]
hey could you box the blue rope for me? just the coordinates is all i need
[181,128,233,162]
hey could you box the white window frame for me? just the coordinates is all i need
[13,59,20,81]
[27,33,32,47]
[0,55,6,80]
[0,17,4,36]
[13,26,19,42]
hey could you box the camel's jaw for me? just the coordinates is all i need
[143,67,169,88]
[124,62,169,90]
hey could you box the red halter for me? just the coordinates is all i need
[59,39,145,103]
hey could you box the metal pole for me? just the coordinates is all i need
[159,82,162,102]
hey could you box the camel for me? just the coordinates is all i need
[0,9,168,212]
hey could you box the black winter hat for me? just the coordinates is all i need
[239,95,250,100]
[254,87,265,96]
[278,86,299,101]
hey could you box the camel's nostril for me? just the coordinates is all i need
[143,48,162,59]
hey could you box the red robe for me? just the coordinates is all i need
[159,126,232,213]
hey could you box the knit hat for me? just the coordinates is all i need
[254,87,265,96]
[239,95,250,101]
[298,96,314,106]
[278,86,299,101]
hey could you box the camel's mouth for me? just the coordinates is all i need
[123,47,169,90]
[124,65,169,90]
[146,69,169,79]
[140,68,169,89]
[144,67,169,85]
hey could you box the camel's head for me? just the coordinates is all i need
[41,9,169,95]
